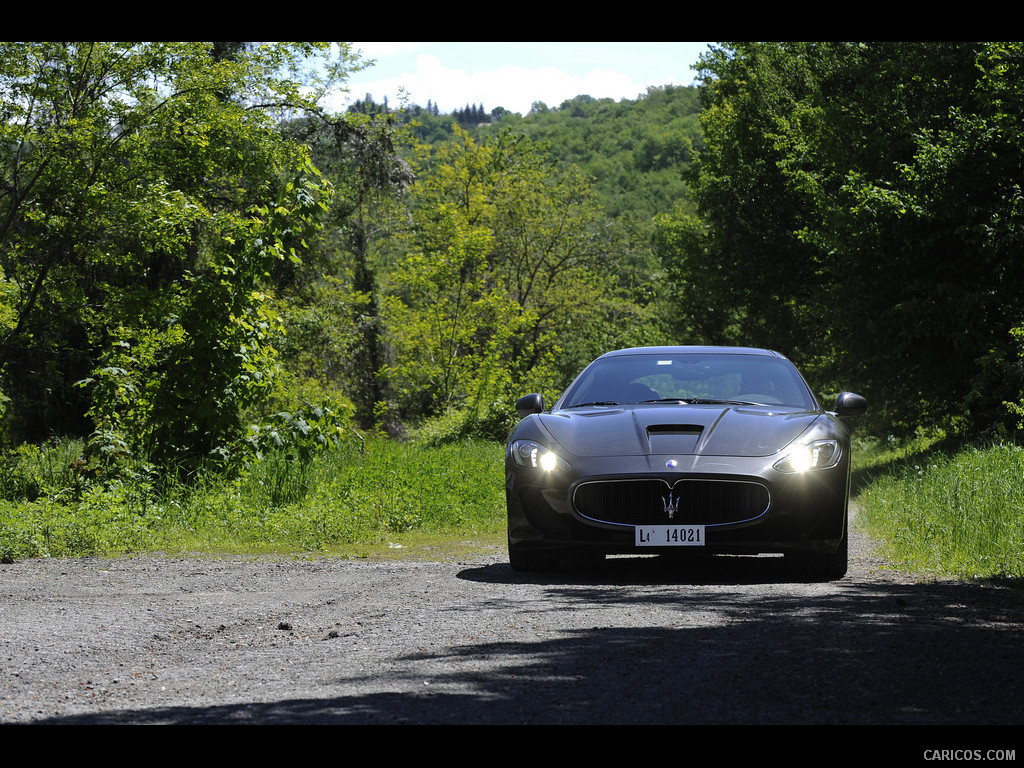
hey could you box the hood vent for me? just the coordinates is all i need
[646,424,703,455]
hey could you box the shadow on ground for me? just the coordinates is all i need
[28,554,1024,727]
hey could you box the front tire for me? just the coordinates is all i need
[508,537,560,572]
[786,526,848,581]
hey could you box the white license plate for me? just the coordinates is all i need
[635,524,706,547]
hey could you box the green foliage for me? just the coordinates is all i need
[0,42,366,472]
[244,399,353,465]
[482,86,703,227]
[1003,325,1024,430]
[0,436,505,561]
[382,126,656,427]
[291,110,415,429]
[283,438,504,539]
[0,52,691,458]
[415,401,517,446]
[0,440,85,503]
[384,204,505,411]
[71,167,334,474]
[666,42,1024,437]
[857,441,1024,579]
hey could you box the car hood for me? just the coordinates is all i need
[537,404,822,458]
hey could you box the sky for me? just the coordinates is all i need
[338,42,713,116]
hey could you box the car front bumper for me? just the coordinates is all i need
[506,453,850,557]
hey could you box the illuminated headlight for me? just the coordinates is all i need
[511,440,571,472]
[774,439,841,473]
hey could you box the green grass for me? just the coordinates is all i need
[4,433,1023,583]
[0,437,507,562]
[853,439,1024,580]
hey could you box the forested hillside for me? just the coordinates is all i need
[658,42,1024,439]
[2,41,1022,489]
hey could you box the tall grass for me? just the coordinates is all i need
[855,441,1024,579]
[0,437,506,562]
[8,433,1021,580]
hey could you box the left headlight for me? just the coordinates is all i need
[510,440,571,473]
[774,439,841,473]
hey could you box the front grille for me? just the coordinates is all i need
[573,478,770,527]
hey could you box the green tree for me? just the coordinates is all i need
[663,43,832,361]
[484,85,703,228]
[0,42,361,469]
[664,42,1024,435]
[294,112,414,430]
[383,127,650,431]
[383,206,524,417]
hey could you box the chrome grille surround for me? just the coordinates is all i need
[573,478,770,528]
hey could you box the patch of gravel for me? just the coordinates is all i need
[1,520,1022,726]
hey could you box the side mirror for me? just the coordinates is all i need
[833,392,867,417]
[515,393,545,418]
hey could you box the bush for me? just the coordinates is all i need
[416,397,518,446]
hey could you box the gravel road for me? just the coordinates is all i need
[2,521,1023,727]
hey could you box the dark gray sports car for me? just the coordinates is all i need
[506,346,867,579]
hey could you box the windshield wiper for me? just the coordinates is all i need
[683,398,762,406]
[565,401,619,408]
[639,397,763,406]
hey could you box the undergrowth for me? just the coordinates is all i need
[0,436,505,562]
[5,432,1022,583]
[854,436,1024,580]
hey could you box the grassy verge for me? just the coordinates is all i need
[0,437,507,563]
[853,437,1024,580]
[4,433,1022,582]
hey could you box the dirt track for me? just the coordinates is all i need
[1,525,1023,728]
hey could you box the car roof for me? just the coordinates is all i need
[598,346,785,359]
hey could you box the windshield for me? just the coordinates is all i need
[559,353,816,410]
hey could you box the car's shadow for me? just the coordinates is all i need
[459,552,814,586]
[21,548,1024,728]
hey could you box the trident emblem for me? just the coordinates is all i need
[662,491,679,520]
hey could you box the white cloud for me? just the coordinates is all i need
[345,53,669,115]
[337,42,703,116]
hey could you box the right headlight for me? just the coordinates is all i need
[510,440,572,473]
[773,439,841,473]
